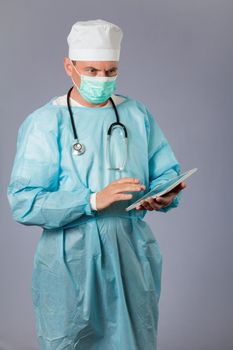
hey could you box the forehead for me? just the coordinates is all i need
[76,61,118,69]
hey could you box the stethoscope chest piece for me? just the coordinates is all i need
[72,141,85,155]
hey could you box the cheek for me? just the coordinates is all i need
[71,74,81,87]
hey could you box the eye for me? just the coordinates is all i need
[87,68,97,73]
[108,68,118,76]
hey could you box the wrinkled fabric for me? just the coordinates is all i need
[7,93,183,350]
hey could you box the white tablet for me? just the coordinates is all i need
[125,167,198,211]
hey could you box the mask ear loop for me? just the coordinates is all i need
[71,77,80,94]
[70,61,82,94]
[71,60,82,77]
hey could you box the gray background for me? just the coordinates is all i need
[1,0,232,349]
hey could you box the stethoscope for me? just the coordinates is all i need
[67,86,128,158]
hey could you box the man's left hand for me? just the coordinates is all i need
[135,181,187,211]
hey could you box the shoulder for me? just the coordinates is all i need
[18,98,60,135]
[118,94,155,128]
[118,93,153,117]
[123,95,166,145]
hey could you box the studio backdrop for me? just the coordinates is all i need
[1,1,233,349]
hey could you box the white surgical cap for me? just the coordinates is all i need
[67,19,123,61]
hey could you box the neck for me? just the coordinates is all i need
[70,86,109,108]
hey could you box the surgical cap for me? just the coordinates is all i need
[67,19,123,61]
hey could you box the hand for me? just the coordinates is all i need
[135,181,187,211]
[96,177,146,211]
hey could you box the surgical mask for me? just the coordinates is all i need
[71,61,118,104]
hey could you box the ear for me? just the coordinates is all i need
[63,57,73,77]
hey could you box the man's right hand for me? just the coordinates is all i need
[96,177,146,211]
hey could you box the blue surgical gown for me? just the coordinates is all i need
[7,93,183,350]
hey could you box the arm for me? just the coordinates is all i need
[7,113,96,230]
[145,108,183,213]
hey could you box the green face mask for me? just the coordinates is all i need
[71,61,118,104]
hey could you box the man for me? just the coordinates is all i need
[7,19,186,350]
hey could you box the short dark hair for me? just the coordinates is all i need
[71,60,76,65]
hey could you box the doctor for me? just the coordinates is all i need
[7,19,186,350]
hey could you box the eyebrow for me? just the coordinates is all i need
[84,66,118,71]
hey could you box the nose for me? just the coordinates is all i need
[98,70,108,77]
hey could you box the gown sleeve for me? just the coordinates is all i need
[7,112,96,230]
[145,107,183,213]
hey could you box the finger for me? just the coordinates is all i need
[114,193,134,201]
[154,196,171,205]
[135,205,143,210]
[156,197,174,209]
[176,181,187,190]
[145,197,161,210]
[114,183,146,193]
[137,200,152,210]
[157,194,176,204]
[163,182,186,196]
[140,199,161,211]
[115,177,141,184]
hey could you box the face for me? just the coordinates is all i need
[63,57,119,107]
